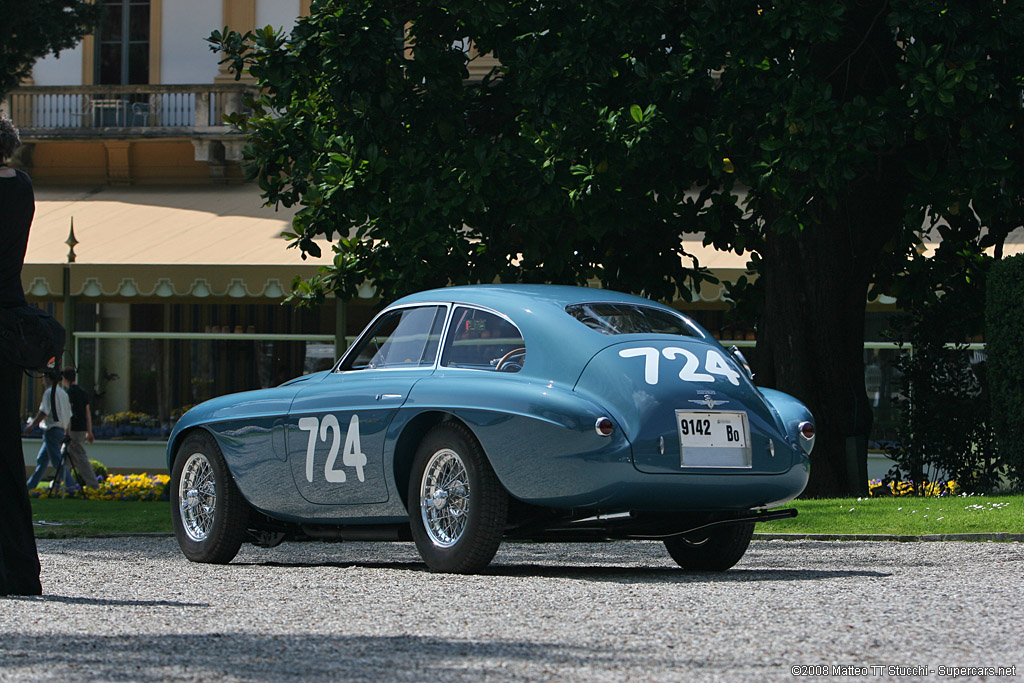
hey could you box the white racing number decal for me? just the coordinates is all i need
[619,347,741,386]
[298,414,368,484]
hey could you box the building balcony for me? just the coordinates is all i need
[6,83,256,139]
[5,84,259,184]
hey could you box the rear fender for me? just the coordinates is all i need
[759,387,815,455]
[401,374,632,504]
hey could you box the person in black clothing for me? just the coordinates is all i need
[61,366,100,488]
[0,115,43,596]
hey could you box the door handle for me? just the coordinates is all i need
[376,393,403,401]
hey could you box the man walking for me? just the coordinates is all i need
[60,366,99,488]
[24,371,72,491]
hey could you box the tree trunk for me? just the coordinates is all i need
[755,184,903,497]
[751,0,907,498]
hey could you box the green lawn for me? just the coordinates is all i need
[30,495,1022,539]
[32,499,172,538]
[763,496,1022,536]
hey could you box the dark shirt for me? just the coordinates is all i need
[68,384,90,432]
[0,169,34,308]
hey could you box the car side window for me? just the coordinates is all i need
[442,307,526,372]
[343,305,446,371]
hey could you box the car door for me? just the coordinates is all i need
[287,304,448,506]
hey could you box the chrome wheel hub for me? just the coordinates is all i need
[179,452,217,542]
[420,448,470,548]
[430,488,450,509]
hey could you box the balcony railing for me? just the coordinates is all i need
[6,84,257,138]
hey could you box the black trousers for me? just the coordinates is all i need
[0,360,41,595]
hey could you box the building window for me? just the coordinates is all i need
[96,0,150,85]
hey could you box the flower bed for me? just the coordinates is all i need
[31,473,170,502]
[96,411,171,439]
[868,478,961,497]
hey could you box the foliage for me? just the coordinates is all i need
[102,410,158,427]
[868,479,960,498]
[31,473,170,502]
[986,255,1024,486]
[89,459,108,481]
[209,1,1024,495]
[170,404,195,421]
[883,265,1006,493]
[96,411,169,439]
[207,1,1024,302]
[0,0,101,99]
[208,2,761,304]
[84,473,170,502]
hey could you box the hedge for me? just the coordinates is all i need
[986,254,1024,486]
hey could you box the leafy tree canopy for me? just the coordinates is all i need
[0,0,101,99]
[211,0,1023,304]
[212,0,1024,495]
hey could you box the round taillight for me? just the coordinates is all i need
[595,417,614,437]
[799,421,815,440]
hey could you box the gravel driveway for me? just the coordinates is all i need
[1,538,1021,681]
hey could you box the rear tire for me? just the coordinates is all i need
[170,430,248,564]
[664,522,754,571]
[408,422,507,573]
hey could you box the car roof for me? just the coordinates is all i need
[391,284,708,383]
[394,283,657,308]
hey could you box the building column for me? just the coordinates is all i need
[215,0,257,84]
[99,303,131,417]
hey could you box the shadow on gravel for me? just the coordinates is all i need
[4,595,208,607]
[236,559,889,582]
[486,566,892,583]
[0,632,674,681]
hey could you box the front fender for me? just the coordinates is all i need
[165,384,305,471]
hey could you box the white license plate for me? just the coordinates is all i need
[676,410,749,448]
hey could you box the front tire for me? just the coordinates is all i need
[664,522,755,571]
[170,430,248,564]
[408,422,508,573]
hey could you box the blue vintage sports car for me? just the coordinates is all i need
[168,284,814,573]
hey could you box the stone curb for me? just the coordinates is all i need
[753,532,1024,542]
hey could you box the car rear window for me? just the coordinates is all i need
[565,303,703,337]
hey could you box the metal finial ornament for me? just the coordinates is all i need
[66,217,78,263]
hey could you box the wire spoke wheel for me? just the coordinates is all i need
[420,449,471,548]
[179,452,217,542]
[408,423,508,573]
[170,431,248,564]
